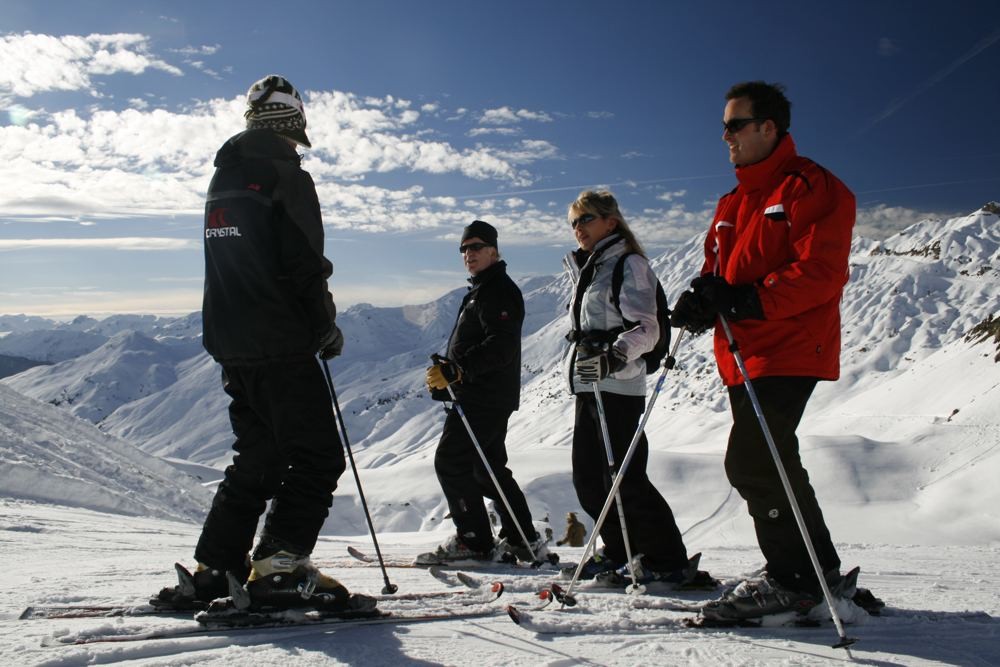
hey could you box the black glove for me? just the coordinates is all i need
[318,324,344,359]
[574,342,627,384]
[426,356,462,391]
[690,275,764,321]
[670,290,716,332]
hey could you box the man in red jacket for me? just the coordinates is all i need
[671,81,855,621]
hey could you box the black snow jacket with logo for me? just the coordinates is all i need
[202,129,337,365]
[443,261,524,412]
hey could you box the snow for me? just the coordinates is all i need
[1,502,998,665]
[0,209,998,663]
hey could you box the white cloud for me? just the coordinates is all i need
[492,139,560,164]
[656,189,687,202]
[468,127,522,137]
[480,106,554,125]
[855,204,947,239]
[0,237,197,251]
[0,33,182,100]
[0,38,574,236]
[171,44,221,56]
[0,86,562,222]
[877,37,900,57]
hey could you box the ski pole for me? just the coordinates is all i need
[321,359,398,595]
[560,330,685,606]
[591,383,642,594]
[718,316,856,652]
[433,355,541,564]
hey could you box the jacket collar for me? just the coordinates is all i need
[215,129,302,168]
[570,233,625,269]
[734,134,797,192]
[468,259,507,287]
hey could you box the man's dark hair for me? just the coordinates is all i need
[726,81,792,137]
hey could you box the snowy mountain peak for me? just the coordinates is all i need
[1,207,997,543]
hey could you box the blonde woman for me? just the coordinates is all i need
[562,190,712,588]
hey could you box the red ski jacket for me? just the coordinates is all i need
[700,135,855,386]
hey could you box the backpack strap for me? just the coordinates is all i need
[610,252,635,326]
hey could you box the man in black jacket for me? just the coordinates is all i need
[155,75,369,613]
[416,220,547,564]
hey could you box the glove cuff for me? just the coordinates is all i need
[733,284,764,320]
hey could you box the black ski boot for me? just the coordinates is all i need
[152,561,249,611]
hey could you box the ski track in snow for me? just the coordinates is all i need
[1,502,998,666]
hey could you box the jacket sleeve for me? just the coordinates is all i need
[453,281,523,379]
[756,168,855,320]
[275,166,338,337]
[614,255,659,359]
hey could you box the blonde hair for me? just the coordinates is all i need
[569,190,646,257]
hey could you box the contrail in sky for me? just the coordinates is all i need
[860,26,1000,134]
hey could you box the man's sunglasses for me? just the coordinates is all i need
[722,117,765,134]
[570,213,598,229]
[459,242,491,253]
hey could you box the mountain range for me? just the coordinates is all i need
[2,206,997,546]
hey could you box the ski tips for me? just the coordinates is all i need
[506,604,522,625]
[549,583,576,607]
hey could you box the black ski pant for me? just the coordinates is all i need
[725,376,840,594]
[572,391,689,571]
[195,359,345,572]
[434,405,535,552]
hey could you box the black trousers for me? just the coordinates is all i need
[434,405,535,551]
[195,359,345,571]
[572,392,688,571]
[725,376,840,593]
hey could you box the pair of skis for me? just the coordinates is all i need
[22,570,506,646]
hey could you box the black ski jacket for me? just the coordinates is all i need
[444,260,524,412]
[202,129,337,365]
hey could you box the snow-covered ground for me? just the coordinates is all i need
[1,500,998,666]
[0,208,997,664]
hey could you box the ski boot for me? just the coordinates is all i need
[495,533,560,566]
[414,533,495,566]
[699,571,820,622]
[231,549,375,613]
[600,552,719,589]
[560,551,623,581]
[151,561,248,611]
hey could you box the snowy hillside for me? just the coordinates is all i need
[0,384,212,520]
[1,208,998,545]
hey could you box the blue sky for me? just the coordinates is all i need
[1,0,998,317]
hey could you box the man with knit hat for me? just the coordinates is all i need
[154,75,373,614]
[416,221,550,565]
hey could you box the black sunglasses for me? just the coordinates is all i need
[459,242,490,254]
[570,213,598,229]
[722,117,765,134]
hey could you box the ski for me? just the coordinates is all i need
[46,605,506,646]
[349,546,561,571]
[345,546,423,568]
[22,580,503,621]
[20,603,198,620]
